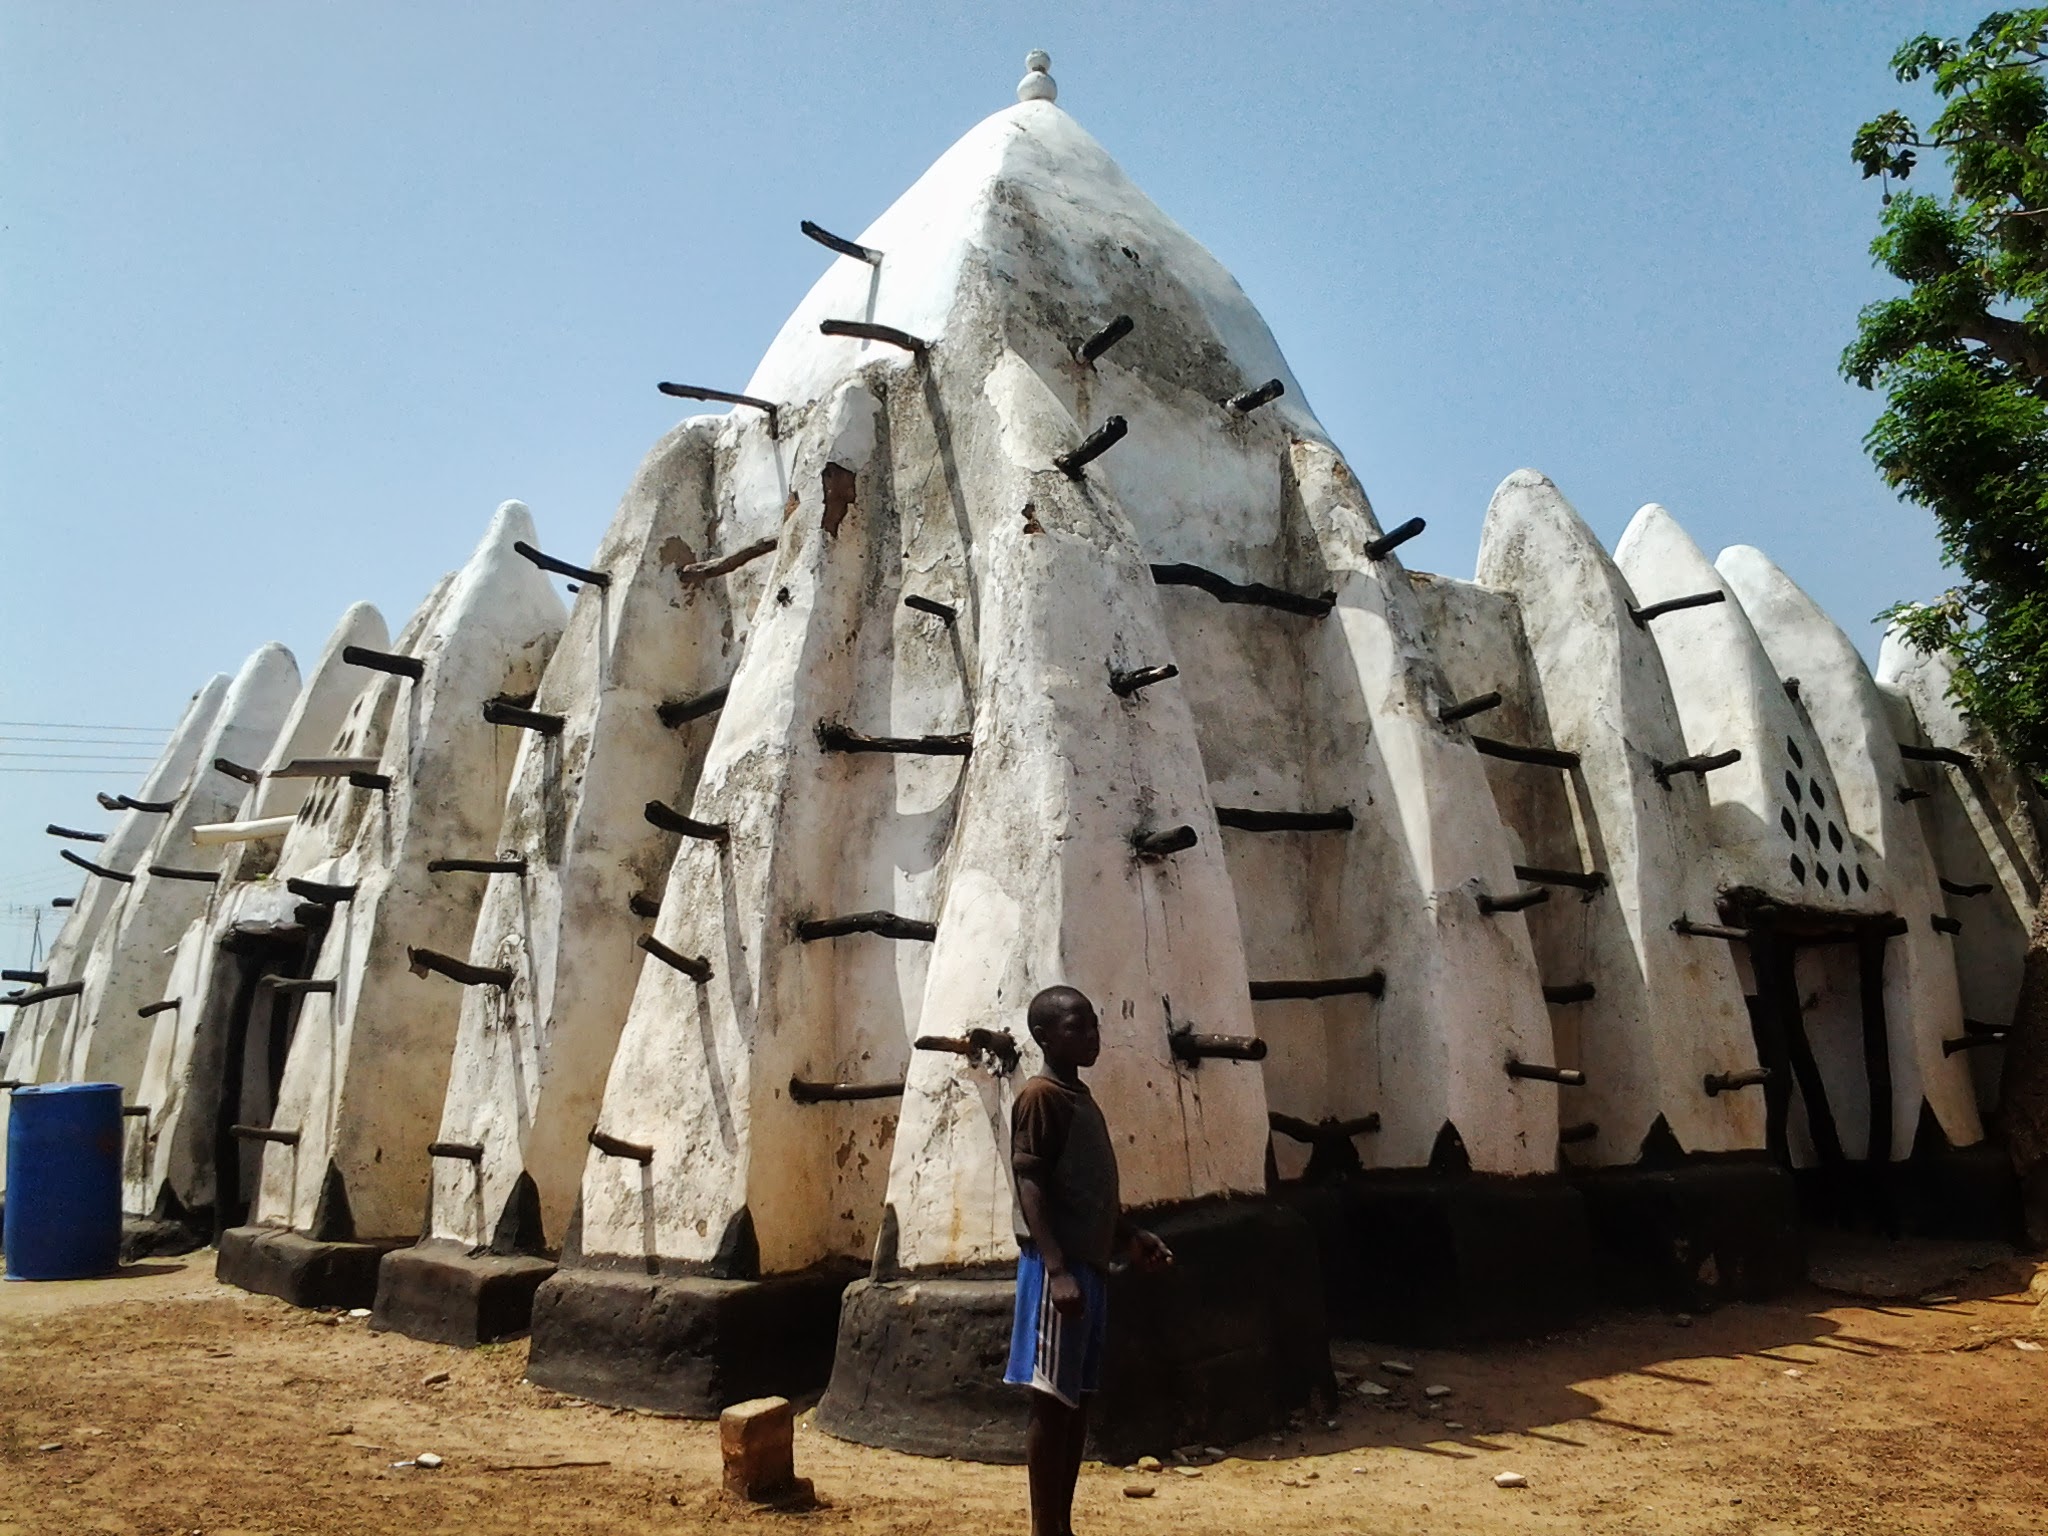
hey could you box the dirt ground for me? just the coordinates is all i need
[3,1247,2047,1536]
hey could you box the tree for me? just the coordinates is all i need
[1846,9,2048,782]
[1849,12,2048,1238]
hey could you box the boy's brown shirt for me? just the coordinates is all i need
[1010,1072,1121,1270]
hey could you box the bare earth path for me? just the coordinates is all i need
[3,1250,2046,1536]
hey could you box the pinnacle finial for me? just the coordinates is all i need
[1018,50,1056,104]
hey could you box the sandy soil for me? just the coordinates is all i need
[3,1248,2046,1536]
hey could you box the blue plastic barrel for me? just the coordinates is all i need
[4,1082,122,1280]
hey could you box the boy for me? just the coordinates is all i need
[1005,984,1172,1536]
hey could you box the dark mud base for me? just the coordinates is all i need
[524,1262,860,1416]
[1285,1173,1593,1344]
[215,1226,401,1310]
[1574,1158,1805,1310]
[1793,1140,2023,1243]
[816,1199,1334,1464]
[119,1215,210,1263]
[371,1240,556,1346]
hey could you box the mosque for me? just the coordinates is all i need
[4,53,2039,1461]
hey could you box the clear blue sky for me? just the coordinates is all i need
[0,2,1986,967]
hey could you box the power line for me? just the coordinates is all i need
[0,751,162,761]
[0,721,171,733]
[0,767,148,775]
[0,735,173,747]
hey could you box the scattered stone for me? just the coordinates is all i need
[1783,1368,1804,1379]
[1174,1466,1203,1478]
[1424,1385,1452,1399]
[1354,1381,1392,1399]
[325,1423,354,1436]
[36,1443,62,1454]
[1444,1422,1465,1431]
[414,1452,444,1470]
[1123,1485,1154,1499]
[719,1395,811,1504]
[1922,1295,1958,1306]
[1494,1471,1529,1489]
[1135,1455,1163,1473]
[421,1369,451,1386]
[347,1308,371,1319]
[2016,1339,2044,1352]
[315,1315,339,1327]
[1203,1446,1226,1459]
[1380,1360,1415,1377]
[1324,1419,1339,1430]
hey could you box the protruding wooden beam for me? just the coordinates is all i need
[1109,663,1178,698]
[1471,736,1581,770]
[1438,691,1502,725]
[1363,517,1426,560]
[1075,314,1133,365]
[1705,1067,1771,1096]
[1940,878,1994,897]
[1250,973,1385,1001]
[1,969,47,985]
[818,319,927,355]
[1674,917,1750,942]
[230,1124,299,1145]
[903,594,958,624]
[51,897,73,908]
[1899,742,1973,769]
[679,538,778,583]
[147,865,220,884]
[426,857,528,875]
[1559,1122,1599,1144]
[60,849,133,883]
[3,981,84,1007]
[657,684,731,728]
[628,892,661,919]
[407,948,513,989]
[483,700,566,736]
[136,998,180,1017]
[1215,806,1354,833]
[656,383,780,438]
[637,933,711,984]
[1543,982,1597,1005]
[1897,784,1932,802]
[285,877,357,904]
[1150,562,1333,617]
[45,824,104,843]
[644,801,730,843]
[800,219,881,265]
[213,757,263,785]
[1225,379,1284,414]
[1629,590,1727,626]
[789,1077,906,1104]
[270,757,380,780]
[797,911,937,942]
[817,723,972,756]
[1506,1060,1585,1086]
[913,1028,1021,1074]
[1132,825,1198,858]
[106,793,176,814]
[1932,914,1963,935]
[1653,748,1742,788]
[513,539,611,590]
[1514,864,1609,893]
[429,1140,484,1162]
[1170,1032,1268,1065]
[265,978,337,996]
[1055,415,1129,478]
[588,1127,653,1163]
[1943,1032,2006,1056]
[1478,887,1550,915]
[342,645,426,681]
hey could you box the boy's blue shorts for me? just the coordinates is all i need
[1003,1243,1108,1407]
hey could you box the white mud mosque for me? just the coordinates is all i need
[4,55,2041,1460]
